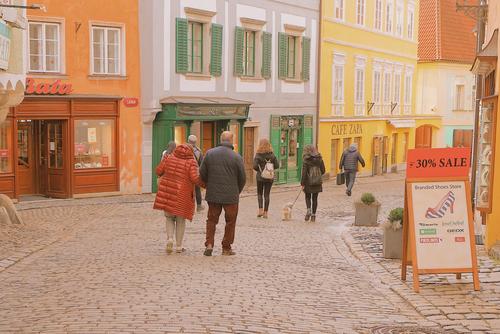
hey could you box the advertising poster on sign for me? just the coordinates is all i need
[410,181,472,270]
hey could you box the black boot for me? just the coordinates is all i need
[311,215,316,223]
[305,209,311,221]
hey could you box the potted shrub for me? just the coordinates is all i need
[354,193,381,227]
[382,207,404,259]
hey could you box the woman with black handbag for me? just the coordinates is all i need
[301,145,326,223]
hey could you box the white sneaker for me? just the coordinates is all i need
[166,240,173,254]
[176,247,186,253]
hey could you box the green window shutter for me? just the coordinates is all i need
[303,115,314,146]
[234,27,244,76]
[270,115,281,155]
[175,18,188,73]
[261,32,272,79]
[301,37,311,81]
[210,23,223,76]
[278,32,288,79]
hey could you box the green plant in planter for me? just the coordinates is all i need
[361,193,376,205]
[384,207,404,230]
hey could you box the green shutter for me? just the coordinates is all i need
[261,32,272,79]
[278,32,288,79]
[303,115,314,146]
[270,115,283,183]
[234,27,244,76]
[301,37,311,81]
[175,18,188,73]
[210,24,223,76]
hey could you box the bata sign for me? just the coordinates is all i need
[25,78,73,95]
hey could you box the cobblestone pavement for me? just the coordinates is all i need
[0,175,460,333]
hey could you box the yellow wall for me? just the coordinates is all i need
[319,0,440,175]
[27,0,142,194]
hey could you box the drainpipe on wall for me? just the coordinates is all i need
[470,0,487,214]
[315,0,322,146]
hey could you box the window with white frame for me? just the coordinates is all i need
[385,0,393,33]
[455,84,465,110]
[334,0,344,20]
[374,0,383,31]
[407,5,415,40]
[91,26,122,75]
[356,0,365,25]
[404,71,413,114]
[393,72,401,114]
[373,69,382,115]
[333,64,344,115]
[28,22,61,72]
[355,68,365,115]
[396,2,403,37]
[383,71,392,114]
[332,54,345,116]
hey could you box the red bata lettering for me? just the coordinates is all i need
[25,78,73,95]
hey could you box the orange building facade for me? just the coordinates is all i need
[0,0,141,200]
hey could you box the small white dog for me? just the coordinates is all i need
[281,202,293,221]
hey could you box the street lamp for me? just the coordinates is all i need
[0,4,46,12]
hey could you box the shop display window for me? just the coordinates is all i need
[74,120,115,169]
[476,96,497,213]
[0,120,12,173]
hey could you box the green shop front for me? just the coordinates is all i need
[270,114,314,184]
[152,97,250,192]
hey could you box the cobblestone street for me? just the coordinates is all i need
[0,176,498,333]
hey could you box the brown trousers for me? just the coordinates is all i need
[205,202,239,250]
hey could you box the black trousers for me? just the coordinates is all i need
[195,186,202,205]
[257,180,273,211]
[305,192,319,214]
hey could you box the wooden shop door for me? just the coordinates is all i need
[243,127,255,185]
[45,120,68,198]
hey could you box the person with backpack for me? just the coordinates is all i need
[301,145,325,223]
[187,135,205,212]
[339,143,365,196]
[253,139,279,219]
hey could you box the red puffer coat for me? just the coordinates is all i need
[153,144,204,220]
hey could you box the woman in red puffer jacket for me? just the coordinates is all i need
[153,144,205,254]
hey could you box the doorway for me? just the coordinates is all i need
[279,125,301,183]
[391,133,398,172]
[202,121,215,153]
[330,139,340,176]
[243,127,255,185]
[16,119,68,198]
[415,125,433,148]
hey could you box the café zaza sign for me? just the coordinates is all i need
[25,78,73,95]
[331,123,363,136]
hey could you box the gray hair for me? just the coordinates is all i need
[188,135,197,145]
[220,131,234,144]
[165,141,176,155]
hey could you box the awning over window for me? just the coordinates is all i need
[388,119,416,128]
[472,29,498,75]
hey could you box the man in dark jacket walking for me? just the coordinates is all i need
[339,143,365,196]
[187,135,204,212]
[200,131,246,256]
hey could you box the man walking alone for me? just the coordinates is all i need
[200,131,246,256]
[339,143,365,196]
[187,135,205,212]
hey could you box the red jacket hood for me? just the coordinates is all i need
[173,144,195,160]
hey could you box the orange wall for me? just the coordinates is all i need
[27,0,142,193]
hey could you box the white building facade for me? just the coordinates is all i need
[139,0,319,192]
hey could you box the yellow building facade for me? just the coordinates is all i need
[319,0,441,178]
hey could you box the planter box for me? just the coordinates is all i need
[354,201,380,226]
[383,227,403,259]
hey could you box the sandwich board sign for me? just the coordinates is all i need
[401,147,479,292]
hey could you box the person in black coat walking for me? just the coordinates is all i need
[301,145,326,223]
[253,139,279,219]
[199,131,246,256]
